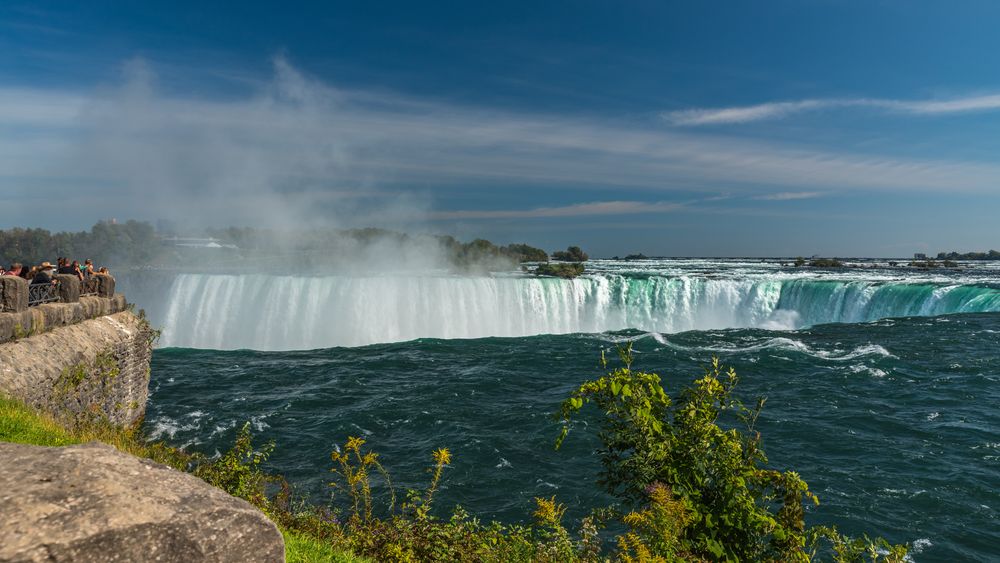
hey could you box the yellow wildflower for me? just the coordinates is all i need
[432,447,452,466]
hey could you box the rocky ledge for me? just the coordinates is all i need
[0,441,284,563]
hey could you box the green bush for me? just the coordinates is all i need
[534,263,585,278]
[552,246,589,262]
[808,258,843,268]
[557,345,907,562]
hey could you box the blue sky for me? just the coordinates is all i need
[2,1,1000,256]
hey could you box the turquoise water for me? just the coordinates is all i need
[138,262,1000,561]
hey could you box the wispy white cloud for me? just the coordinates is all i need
[667,100,831,125]
[3,57,1000,231]
[429,201,683,220]
[751,191,824,201]
[664,94,1000,125]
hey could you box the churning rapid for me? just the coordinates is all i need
[157,260,1000,350]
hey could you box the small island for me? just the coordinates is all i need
[532,262,585,278]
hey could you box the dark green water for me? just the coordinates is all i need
[146,313,1000,561]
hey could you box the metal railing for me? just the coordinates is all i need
[80,277,98,296]
[28,283,59,306]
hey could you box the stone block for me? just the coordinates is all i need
[36,303,70,329]
[0,310,33,343]
[0,442,285,563]
[55,274,80,303]
[78,296,102,319]
[93,273,115,298]
[0,275,28,312]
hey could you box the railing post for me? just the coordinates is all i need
[54,275,81,303]
[0,276,29,312]
[93,273,116,298]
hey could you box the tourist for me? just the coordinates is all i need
[32,262,57,285]
[82,259,94,279]
[57,257,76,275]
[21,266,36,280]
[3,263,21,276]
[69,260,85,281]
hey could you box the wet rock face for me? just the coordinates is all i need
[0,442,285,563]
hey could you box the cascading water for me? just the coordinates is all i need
[157,269,1000,350]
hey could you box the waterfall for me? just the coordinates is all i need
[156,273,1000,350]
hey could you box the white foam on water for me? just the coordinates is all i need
[654,336,894,361]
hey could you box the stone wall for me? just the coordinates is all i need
[0,311,154,427]
[0,275,153,428]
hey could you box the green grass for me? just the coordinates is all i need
[0,395,190,471]
[0,394,365,563]
[283,530,371,563]
[0,396,78,446]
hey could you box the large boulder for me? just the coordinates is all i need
[0,442,285,562]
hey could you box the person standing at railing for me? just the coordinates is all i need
[57,257,76,275]
[69,260,85,282]
[3,263,21,277]
[32,262,57,286]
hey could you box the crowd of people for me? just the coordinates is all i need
[1,257,112,292]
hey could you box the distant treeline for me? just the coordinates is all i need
[0,221,159,268]
[0,221,556,271]
[936,250,1000,260]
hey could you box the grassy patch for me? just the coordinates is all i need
[0,394,190,470]
[0,396,78,446]
[283,530,371,563]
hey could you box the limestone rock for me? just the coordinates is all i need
[0,442,285,563]
[93,273,115,298]
[54,274,80,303]
[0,276,28,313]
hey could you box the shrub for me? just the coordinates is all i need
[808,258,843,268]
[195,422,276,508]
[556,345,908,562]
[534,263,585,278]
[552,246,589,262]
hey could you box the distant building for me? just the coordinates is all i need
[914,253,927,260]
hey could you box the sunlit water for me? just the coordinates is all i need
[139,260,1000,561]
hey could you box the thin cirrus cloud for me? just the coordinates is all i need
[664,93,1000,126]
[429,201,684,220]
[751,191,824,201]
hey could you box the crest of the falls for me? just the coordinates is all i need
[157,266,1000,350]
